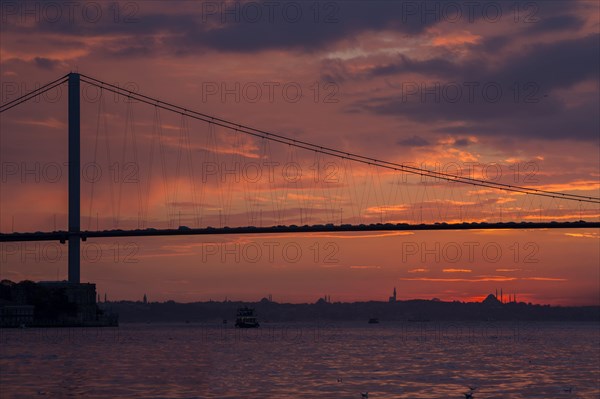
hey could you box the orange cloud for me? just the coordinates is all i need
[431,31,482,47]
[443,268,472,273]
[534,181,600,193]
[16,117,66,129]
[522,277,567,281]
[401,277,517,282]
[564,232,599,239]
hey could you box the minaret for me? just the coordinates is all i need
[500,288,503,303]
[393,287,397,301]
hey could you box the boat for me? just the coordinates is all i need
[368,318,379,324]
[235,307,260,328]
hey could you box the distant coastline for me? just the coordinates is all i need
[106,295,600,324]
[3,279,598,326]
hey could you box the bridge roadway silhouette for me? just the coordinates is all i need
[1,221,598,243]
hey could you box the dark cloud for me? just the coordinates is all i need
[366,33,599,90]
[355,89,599,141]
[528,14,585,33]
[369,55,465,79]
[477,36,512,53]
[397,135,430,147]
[162,1,439,54]
[33,57,60,70]
[495,34,599,90]
[352,34,600,141]
[374,93,598,141]
[1,1,439,56]
[0,0,592,60]
[454,138,472,147]
[319,58,350,83]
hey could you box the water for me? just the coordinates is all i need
[1,322,598,398]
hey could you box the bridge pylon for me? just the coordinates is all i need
[68,73,80,283]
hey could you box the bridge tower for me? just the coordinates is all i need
[68,73,80,283]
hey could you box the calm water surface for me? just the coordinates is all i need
[1,322,598,398]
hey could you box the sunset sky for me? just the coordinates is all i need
[0,0,598,305]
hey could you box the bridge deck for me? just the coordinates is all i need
[1,221,598,242]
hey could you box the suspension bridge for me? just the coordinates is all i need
[1,73,599,283]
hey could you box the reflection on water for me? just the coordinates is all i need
[1,322,598,398]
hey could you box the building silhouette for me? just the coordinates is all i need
[389,287,397,303]
[0,280,117,327]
